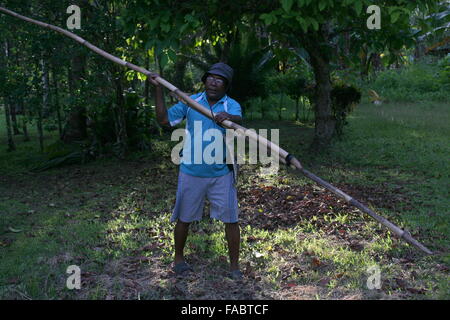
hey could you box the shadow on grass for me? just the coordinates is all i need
[1,105,448,299]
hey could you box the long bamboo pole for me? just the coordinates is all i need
[0,6,433,255]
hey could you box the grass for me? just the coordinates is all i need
[0,100,449,300]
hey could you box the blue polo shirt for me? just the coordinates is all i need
[167,92,242,177]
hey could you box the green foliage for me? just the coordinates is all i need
[279,72,309,100]
[437,54,450,87]
[331,83,362,137]
[1,0,447,158]
[369,59,450,102]
[123,90,162,152]
[30,140,93,172]
[43,140,75,160]
[227,32,276,106]
[265,69,312,121]
[85,88,161,157]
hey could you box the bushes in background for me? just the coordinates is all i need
[369,56,450,102]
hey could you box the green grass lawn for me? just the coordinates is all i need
[0,101,449,300]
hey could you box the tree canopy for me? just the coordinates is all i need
[0,0,448,157]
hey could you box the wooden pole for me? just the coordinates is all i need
[0,6,433,255]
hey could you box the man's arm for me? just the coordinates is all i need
[149,74,169,126]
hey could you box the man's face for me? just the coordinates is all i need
[205,74,227,102]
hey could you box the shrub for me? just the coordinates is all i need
[437,54,450,89]
[369,61,449,102]
[331,83,362,137]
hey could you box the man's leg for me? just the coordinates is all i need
[174,219,190,265]
[225,222,240,271]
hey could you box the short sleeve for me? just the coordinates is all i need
[167,101,188,126]
[227,99,242,117]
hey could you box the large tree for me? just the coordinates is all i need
[258,0,438,148]
[121,0,439,148]
[1,0,443,155]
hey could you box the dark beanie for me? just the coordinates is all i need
[201,62,234,87]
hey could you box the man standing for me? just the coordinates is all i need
[150,62,243,280]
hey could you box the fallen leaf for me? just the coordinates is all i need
[318,277,331,286]
[136,243,161,252]
[394,278,408,289]
[436,264,449,272]
[349,242,364,251]
[311,257,322,267]
[406,287,427,294]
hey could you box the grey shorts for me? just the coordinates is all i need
[170,171,239,223]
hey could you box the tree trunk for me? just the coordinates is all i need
[37,58,47,152]
[11,102,21,135]
[42,58,50,119]
[4,99,16,152]
[61,54,87,143]
[173,55,188,92]
[37,104,44,152]
[144,52,150,105]
[8,39,21,135]
[219,31,234,64]
[371,53,383,72]
[113,70,128,158]
[360,47,370,79]
[278,94,283,120]
[307,40,335,149]
[154,52,167,106]
[67,64,73,94]
[302,97,311,122]
[295,97,299,121]
[3,40,15,151]
[21,98,29,142]
[51,66,63,139]
[414,40,426,61]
